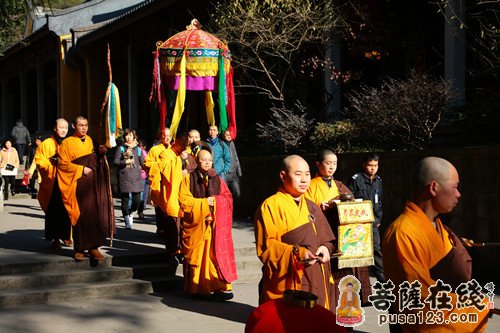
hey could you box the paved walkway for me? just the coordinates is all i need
[0,197,498,333]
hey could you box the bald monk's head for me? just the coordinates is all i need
[413,157,461,215]
[280,155,311,199]
[54,118,69,139]
[197,149,214,173]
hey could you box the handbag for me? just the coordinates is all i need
[21,171,29,187]
[5,164,14,171]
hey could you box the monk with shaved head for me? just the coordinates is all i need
[254,154,337,313]
[178,148,237,301]
[383,157,489,332]
[35,118,72,249]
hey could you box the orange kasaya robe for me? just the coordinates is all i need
[35,136,60,212]
[57,135,114,251]
[145,144,183,218]
[57,135,94,226]
[306,176,372,304]
[254,189,336,312]
[178,171,237,295]
[35,135,71,242]
[383,201,490,333]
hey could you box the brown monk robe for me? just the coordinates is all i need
[255,155,337,313]
[57,117,114,260]
[35,126,72,247]
[305,150,372,304]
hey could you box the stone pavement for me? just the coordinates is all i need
[0,197,498,333]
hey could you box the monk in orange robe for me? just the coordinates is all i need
[35,118,71,248]
[305,149,371,304]
[57,116,114,261]
[255,155,337,312]
[144,130,188,257]
[383,156,490,332]
[178,149,237,300]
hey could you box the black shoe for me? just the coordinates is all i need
[212,291,234,302]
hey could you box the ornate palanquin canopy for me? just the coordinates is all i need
[150,19,236,139]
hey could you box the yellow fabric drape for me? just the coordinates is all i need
[205,91,215,126]
[170,50,187,139]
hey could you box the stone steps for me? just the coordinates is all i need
[0,257,114,276]
[0,253,174,308]
[0,266,132,289]
[0,247,261,308]
[0,279,153,308]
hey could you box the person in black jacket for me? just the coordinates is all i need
[222,130,242,204]
[11,119,31,165]
[348,153,385,283]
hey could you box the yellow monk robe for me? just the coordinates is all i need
[57,136,94,226]
[383,201,489,333]
[305,176,340,205]
[35,136,71,243]
[144,143,169,209]
[145,144,182,217]
[35,137,59,212]
[178,172,232,295]
[255,189,336,311]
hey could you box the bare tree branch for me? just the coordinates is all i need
[209,0,348,105]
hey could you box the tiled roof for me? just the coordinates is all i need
[31,0,149,37]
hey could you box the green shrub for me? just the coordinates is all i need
[310,121,356,153]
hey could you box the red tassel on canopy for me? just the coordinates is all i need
[150,49,167,131]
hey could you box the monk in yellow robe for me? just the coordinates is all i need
[145,129,188,257]
[144,127,170,238]
[35,118,71,248]
[383,157,490,333]
[305,149,372,304]
[178,149,237,301]
[255,155,337,312]
[57,116,114,261]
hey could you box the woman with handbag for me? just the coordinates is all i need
[113,129,144,229]
[0,139,20,200]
